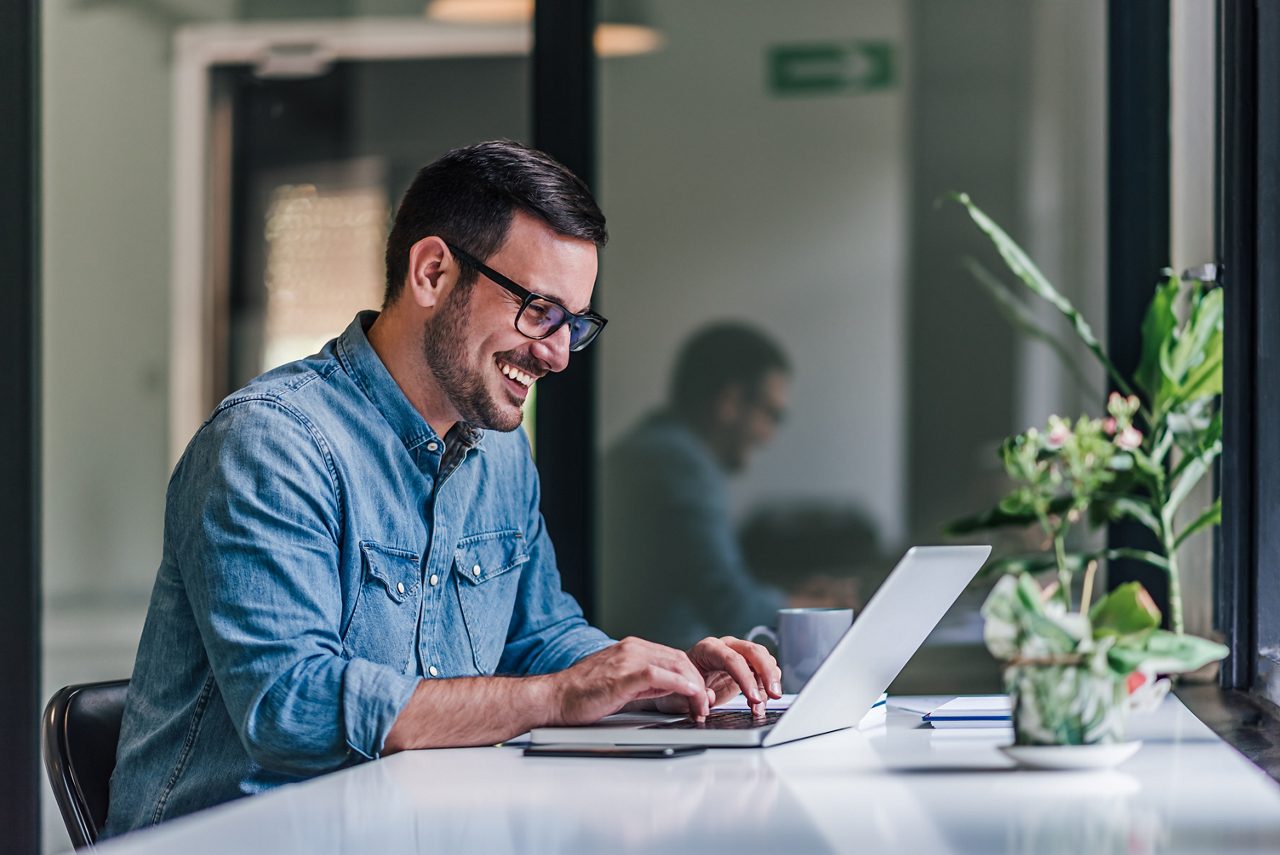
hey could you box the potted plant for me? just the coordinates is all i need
[945,194,1229,752]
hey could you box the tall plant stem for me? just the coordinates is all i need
[1053,533,1072,610]
[1164,539,1184,634]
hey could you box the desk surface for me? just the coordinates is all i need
[99,696,1280,855]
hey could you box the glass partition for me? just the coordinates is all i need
[40,5,528,851]
[595,0,1108,692]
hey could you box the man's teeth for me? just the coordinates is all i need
[499,362,535,388]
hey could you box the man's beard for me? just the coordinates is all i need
[421,282,523,433]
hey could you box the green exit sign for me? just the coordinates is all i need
[769,41,896,96]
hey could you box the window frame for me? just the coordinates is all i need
[1218,0,1280,698]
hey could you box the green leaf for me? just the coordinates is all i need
[1097,496,1162,537]
[1170,287,1224,383]
[964,258,1104,399]
[1089,582,1161,638]
[1107,629,1228,675]
[943,494,1074,536]
[978,553,1072,579]
[949,193,1135,399]
[1173,498,1222,550]
[1102,547,1172,572]
[1166,440,1222,520]
[1171,330,1223,406]
[1136,275,1180,405]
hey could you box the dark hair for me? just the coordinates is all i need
[670,322,791,419]
[383,139,608,305]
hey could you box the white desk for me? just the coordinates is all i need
[98,696,1280,854]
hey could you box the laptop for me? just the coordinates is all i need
[530,545,990,748]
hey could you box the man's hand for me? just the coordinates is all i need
[654,636,782,719]
[550,636,719,724]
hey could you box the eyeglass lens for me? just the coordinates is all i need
[518,298,603,352]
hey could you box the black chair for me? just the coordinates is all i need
[42,680,130,849]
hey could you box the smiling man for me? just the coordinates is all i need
[104,141,780,837]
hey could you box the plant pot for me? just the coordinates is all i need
[1007,663,1130,746]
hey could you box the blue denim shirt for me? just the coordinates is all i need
[104,312,612,837]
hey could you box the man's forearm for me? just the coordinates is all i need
[382,674,561,753]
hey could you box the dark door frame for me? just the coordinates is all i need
[0,1,42,852]
[1105,0,1173,614]
[1218,0,1280,697]
[531,0,599,619]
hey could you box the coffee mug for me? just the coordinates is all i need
[748,607,854,693]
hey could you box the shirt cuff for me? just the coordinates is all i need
[341,658,421,760]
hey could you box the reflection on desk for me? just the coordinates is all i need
[97,697,1280,855]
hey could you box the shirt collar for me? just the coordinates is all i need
[336,310,484,453]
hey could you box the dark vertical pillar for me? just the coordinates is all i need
[1218,0,1258,690]
[532,0,599,617]
[0,1,41,852]
[1106,0,1171,610]
[1250,0,1280,703]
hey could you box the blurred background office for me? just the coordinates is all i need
[38,0,1217,850]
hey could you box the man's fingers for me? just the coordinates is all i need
[703,639,765,704]
[720,637,783,698]
[631,663,709,719]
[645,665,716,716]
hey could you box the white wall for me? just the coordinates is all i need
[597,0,908,545]
[42,2,236,609]
[1170,0,1218,640]
[1018,0,1108,434]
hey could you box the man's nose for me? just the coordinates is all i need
[531,324,572,373]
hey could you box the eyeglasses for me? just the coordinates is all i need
[445,242,607,353]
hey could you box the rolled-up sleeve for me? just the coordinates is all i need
[496,432,613,676]
[173,399,417,775]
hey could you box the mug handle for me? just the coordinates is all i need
[746,625,778,648]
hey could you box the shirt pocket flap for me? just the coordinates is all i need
[359,541,421,603]
[454,530,529,586]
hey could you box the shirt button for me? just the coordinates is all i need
[428,666,439,677]
[426,441,439,452]
[472,564,482,577]
[429,574,439,586]
[396,582,405,594]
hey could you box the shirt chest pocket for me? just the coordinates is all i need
[454,529,529,675]
[342,541,422,674]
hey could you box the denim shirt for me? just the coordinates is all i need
[104,312,612,837]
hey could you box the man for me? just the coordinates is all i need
[601,323,794,649]
[105,141,779,836]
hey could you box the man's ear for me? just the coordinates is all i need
[715,382,746,424]
[404,236,450,310]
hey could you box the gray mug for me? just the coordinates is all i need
[748,608,854,693]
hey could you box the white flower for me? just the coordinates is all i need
[1045,416,1072,450]
[1115,425,1143,451]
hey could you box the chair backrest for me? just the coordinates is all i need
[42,680,130,849]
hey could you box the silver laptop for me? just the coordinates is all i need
[530,545,990,748]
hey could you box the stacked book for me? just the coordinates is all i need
[922,696,1012,729]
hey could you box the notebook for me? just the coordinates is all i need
[922,695,1012,729]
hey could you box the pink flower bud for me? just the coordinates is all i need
[1046,424,1071,450]
[1116,425,1143,451]
[1103,417,1117,435]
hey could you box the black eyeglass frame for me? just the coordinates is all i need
[445,241,607,352]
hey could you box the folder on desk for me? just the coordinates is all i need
[922,695,1011,729]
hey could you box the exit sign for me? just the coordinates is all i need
[769,41,896,96]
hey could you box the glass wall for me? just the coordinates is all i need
[594,0,1108,691]
[40,3,527,851]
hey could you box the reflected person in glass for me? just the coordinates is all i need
[105,141,781,837]
[603,323,812,650]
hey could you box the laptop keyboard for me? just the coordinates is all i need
[642,710,784,730]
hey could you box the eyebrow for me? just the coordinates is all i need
[531,285,592,317]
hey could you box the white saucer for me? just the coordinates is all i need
[998,741,1142,770]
